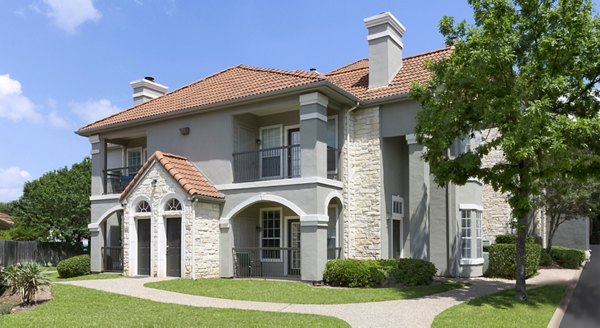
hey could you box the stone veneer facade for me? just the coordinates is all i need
[343,106,382,259]
[122,163,220,278]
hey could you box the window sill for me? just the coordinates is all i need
[460,258,484,266]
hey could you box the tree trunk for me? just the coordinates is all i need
[515,214,528,301]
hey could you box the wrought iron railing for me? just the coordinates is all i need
[103,165,142,194]
[232,145,300,183]
[232,247,301,279]
[102,246,123,272]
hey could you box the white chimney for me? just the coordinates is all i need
[130,76,168,105]
[363,12,406,89]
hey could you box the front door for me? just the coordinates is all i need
[288,219,301,276]
[137,219,151,276]
[166,218,182,277]
[287,128,300,178]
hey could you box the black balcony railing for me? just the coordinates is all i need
[232,145,300,183]
[103,165,142,194]
[232,247,301,279]
[102,246,123,272]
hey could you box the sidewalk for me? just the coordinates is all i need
[63,269,578,328]
[559,245,600,328]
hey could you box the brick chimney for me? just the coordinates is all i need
[130,76,168,105]
[364,12,406,89]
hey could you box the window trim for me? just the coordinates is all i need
[259,207,283,262]
[327,115,338,174]
[459,205,484,266]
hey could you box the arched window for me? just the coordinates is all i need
[165,198,182,211]
[136,200,151,213]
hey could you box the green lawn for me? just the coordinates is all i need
[432,285,566,328]
[47,272,122,282]
[0,285,348,327]
[145,278,464,304]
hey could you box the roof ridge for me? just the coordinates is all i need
[403,47,452,61]
[325,58,368,76]
[237,65,324,80]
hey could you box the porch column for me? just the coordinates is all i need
[300,215,328,281]
[406,134,430,260]
[89,135,106,195]
[299,92,328,178]
[88,223,103,272]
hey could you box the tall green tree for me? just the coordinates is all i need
[10,158,91,244]
[411,0,600,300]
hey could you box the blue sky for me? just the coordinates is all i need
[0,0,598,202]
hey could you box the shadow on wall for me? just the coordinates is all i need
[410,183,429,260]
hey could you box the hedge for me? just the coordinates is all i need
[487,243,541,279]
[323,258,436,288]
[495,234,543,245]
[57,254,90,278]
[550,247,585,269]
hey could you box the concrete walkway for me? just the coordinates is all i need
[559,245,600,328]
[63,269,578,328]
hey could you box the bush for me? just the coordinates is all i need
[495,234,542,245]
[539,249,554,267]
[488,243,541,279]
[551,247,585,269]
[323,259,386,288]
[394,259,437,286]
[1,263,51,304]
[57,254,90,278]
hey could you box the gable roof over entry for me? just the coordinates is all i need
[120,151,224,202]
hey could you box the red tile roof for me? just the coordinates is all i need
[120,151,224,202]
[0,212,14,229]
[78,48,451,134]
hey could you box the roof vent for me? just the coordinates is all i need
[144,76,155,82]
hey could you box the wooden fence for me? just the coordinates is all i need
[0,240,84,267]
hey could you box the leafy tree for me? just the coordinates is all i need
[411,0,600,300]
[540,173,599,252]
[10,158,91,245]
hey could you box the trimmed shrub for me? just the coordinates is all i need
[394,259,436,286]
[488,243,541,279]
[551,247,585,269]
[495,234,542,245]
[323,259,386,288]
[539,249,553,267]
[57,254,90,278]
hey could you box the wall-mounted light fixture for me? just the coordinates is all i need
[255,226,262,233]
[180,127,190,135]
[151,179,158,186]
[255,139,261,145]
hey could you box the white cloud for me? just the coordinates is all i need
[0,167,31,202]
[69,99,120,123]
[47,111,69,128]
[0,74,42,123]
[43,0,102,33]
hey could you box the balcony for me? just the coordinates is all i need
[232,146,340,183]
[103,165,142,194]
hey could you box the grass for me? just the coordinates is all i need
[0,285,348,327]
[432,285,566,328]
[145,278,464,304]
[47,272,122,282]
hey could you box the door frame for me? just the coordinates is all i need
[284,125,300,178]
[259,124,283,179]
[164,216,183,277]
[283,216,300,276]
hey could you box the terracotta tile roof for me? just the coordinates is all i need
[120,151,224,202]
[78,48,451,134]
[79,66,325,134]
[324,47,452,100]
[0,212,14,229]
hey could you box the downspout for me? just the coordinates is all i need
[345,102,360,258]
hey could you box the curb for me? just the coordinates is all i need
[547,264,585,328]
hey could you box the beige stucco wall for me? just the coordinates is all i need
[343,106,382,259]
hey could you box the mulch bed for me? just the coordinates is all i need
[0,286,52,315]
